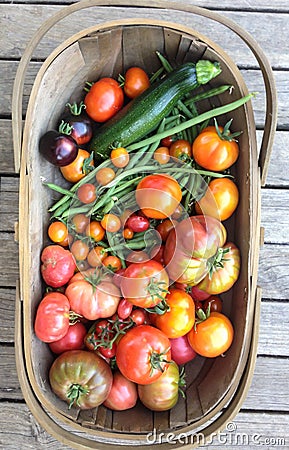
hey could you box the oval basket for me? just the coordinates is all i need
[13,1,277,449]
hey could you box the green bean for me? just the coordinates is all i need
[185,84,232,106]
[156,51,173,72]
[43,182,75,198]
[127,93,255,152]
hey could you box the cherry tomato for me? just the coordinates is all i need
[95,167,116,186]
[71,213,90,234]
[60,149,94,183]
[169,139,192,160]
[192,121,239,171]
[117,298,133,320]
[123,228,134,239]
[48,221,68,243]
[116,325,171,384]
[101,213,121,233]
[130,308,150,326]
[154,146,170,164]
[84,77,124,122]
[161,135,175,147]
[154,288,195,339]
[110,147,129,168]
[188,311,234,358]
[123,67,150,99]
[87,246,107,267]
[77,183,97,204]
[85,221,105,242]
[126,214,150,233]
[103,255,122,272]
[156,218,177,242]
[203,295,223,313]
[195,177,239,221]
[136,174,182,219]
[70,239,89,261]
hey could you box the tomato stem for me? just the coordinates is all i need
[67,383,89,409]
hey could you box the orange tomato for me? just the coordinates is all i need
[195,177,239,221]
[48,221,68,243]
[60,149,94,183]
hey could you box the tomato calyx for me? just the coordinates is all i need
[146,278,169,303]
[69,311,83,325]
[207,246,231,278]
[149,348,171,376]
[87,315,134,352]
[58,120,74,137]
[214,118,242,143]
[66,101,86,116]
[67,383,89,409]
[194,304,211,330]
[178,366,187,398]
[145,298,170,315]
[82,152,95,174]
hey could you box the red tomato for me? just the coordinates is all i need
[138,361,181,411]
[116,325,171,384]
[203,295,223,313]
[84,77,124,122]
[130,308,150,326]
[104,371,138,410]
[187,311,234,357]
[169,334,197,365]
[197,242,241,295]
[190,285,211,301]
[123,67,150,99]
[120,260,169,308]
[34,292,70,343]
[136,174,182,219]
[65,279,121,321]
[49,350,113,409]
[163,215,227,286]
[48,321,87,354]
[126,214,150,233]
[192,122,239,171]
[117,298,133,320]
[156,219,177,242]
[195,178,239,221]
[154,288,195,339]
[41,245,76,288]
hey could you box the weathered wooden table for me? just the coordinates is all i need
[0,1,288,449]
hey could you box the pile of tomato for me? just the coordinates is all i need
[35,62,242,412]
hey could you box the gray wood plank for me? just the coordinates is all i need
[0,288,15,343]
[0,233,19,286]
[0,5,288,68]
[258,245,289,300]
[261,189,289,244]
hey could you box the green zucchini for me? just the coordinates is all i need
[89,60,221,159]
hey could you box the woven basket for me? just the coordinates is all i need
[13,1,277,448]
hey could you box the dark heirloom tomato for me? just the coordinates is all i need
[163,215,227,286]
[116,325,171,384]
[188,312,234,358]
[196,242,241,295]
[120,260,169,308]
[136,174,182,219]
[39,130,78,167]
[34,292,70,343]
[138,361,182,411]
[154,288,195,339]
[104,371,138,411]
[49,350,113,409]
[41,245,76,288]
[59,102,93,146]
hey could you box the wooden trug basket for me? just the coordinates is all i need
[13,1,277,448]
